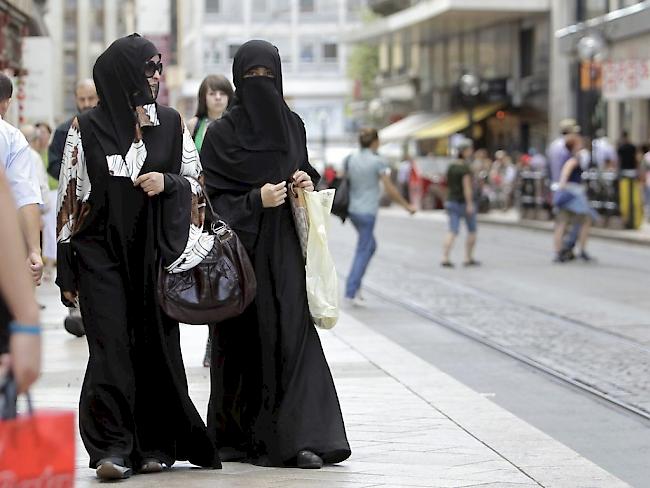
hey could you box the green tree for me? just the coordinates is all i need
[347,42,378,101]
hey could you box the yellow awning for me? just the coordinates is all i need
[414,103,503,140]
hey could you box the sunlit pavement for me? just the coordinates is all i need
[32,276,627,487]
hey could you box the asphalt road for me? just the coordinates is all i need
[328,209,650,487]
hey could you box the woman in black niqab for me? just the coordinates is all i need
[55,34,220,479]
[201,40,351,469]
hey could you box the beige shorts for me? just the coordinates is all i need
[557,210,589,225]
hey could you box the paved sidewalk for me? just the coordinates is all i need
[380,207,650,246]
[32,282,627,487]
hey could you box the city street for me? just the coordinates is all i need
[29,209,648,487]
[329,209,650,486]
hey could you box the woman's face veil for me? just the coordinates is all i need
[228,40,291,152]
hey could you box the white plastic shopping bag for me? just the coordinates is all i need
[304,188,339,329]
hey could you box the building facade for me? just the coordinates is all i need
[44,0,135,122]
[347,0,551,157]
[556,0,650,145]
[178,0,365,164]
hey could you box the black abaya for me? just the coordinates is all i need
[56,106,219,470]
[201,40,350,467]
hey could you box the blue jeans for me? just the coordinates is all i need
[345,212,377,299]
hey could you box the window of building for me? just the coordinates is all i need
[273,38,291,64]
[322,43,337,62]
[206,0,220,14]
[300,0,315,13]
[252,0,268,12]
[520,27,534,78]
[204,40,222,67]
[461,31,477,73]
[300,43,315,63]
[577,0,608,21]
[228,44,241,59]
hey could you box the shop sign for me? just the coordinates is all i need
[602,59,650,100]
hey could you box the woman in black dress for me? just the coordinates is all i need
[201,40,350,470]
[56,34,220,480]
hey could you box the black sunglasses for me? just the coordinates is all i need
[144,60,163,78]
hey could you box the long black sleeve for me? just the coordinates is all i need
[47,123,69,180]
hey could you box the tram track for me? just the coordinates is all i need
[362,281,650,422]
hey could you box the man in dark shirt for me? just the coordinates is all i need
[47,79,98,180]
[617,131,638,172]
[442,137,478,267]
[47,79,97,338]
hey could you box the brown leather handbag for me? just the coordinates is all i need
[157,192,256,325]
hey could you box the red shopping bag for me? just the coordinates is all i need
[0,409,75,487]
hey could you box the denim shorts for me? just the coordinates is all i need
[446,200,477,234]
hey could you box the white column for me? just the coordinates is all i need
[77,0,91,79]
[290,0,299,75]
[631,99,647,144]
[105,0,118,45]
[549,0,575,136]
[43,0,64,121]
[607,100,620,142]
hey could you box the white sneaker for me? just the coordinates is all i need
[344,296,366,308]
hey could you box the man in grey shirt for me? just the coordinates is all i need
[345,128,415,306]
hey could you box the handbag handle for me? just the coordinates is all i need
[0,373,33,420]
[189,177,233,240]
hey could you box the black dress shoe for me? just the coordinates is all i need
[96,457,131,480]
[64,316,85,337]
[296,450,323,469]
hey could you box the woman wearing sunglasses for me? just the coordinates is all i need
[56,34,220,480]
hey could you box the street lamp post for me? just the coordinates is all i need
[459,73,481,145]
[318,110,329,167]
[577,33,606,168]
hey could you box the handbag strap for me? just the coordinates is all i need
[189,176,234,240]
[0,374,33,420]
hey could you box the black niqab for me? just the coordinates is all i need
[226,40,293,152]
[90,33,159,157]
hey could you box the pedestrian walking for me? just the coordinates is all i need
[344,128,415,305]
[187,74,233,151]
[186,74,234,368]
[55,34,219,480]
[0,167,41,395]
[553,135,595,262]
[201,40,351,469]
[0,73,44,286]
[547,118,582,260]
[48,79,98,338]
[441,137,479,267]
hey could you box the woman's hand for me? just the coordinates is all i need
[292,170,314,192]
[261,181,288,208]
[134,172,165,197]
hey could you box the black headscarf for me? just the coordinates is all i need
[90,33,159,157]
[225,40,294,152]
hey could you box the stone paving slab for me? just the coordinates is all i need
[29,283,627,487]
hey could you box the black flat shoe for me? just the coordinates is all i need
[296,450,323,469]
[140,458,165,473]
[218,446,246,462]
[440,261,454,268]
[96,457,131,480]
